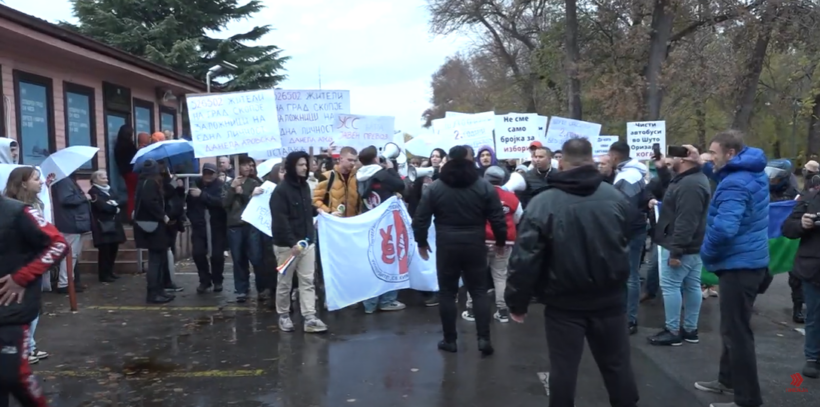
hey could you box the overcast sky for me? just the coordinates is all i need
[6,0,466,135]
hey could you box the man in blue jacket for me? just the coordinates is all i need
[694,130,769,407]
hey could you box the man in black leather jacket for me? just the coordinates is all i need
[413,145,507,356]
[505,138,639,407]
[0,195,68,407]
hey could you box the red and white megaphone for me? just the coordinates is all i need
[502,171,526,192]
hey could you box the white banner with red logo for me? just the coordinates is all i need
[317,196,438,311]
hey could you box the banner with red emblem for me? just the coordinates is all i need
[317,196,438,311]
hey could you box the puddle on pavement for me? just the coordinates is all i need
[122,356,179,376]
[187,313,236,328]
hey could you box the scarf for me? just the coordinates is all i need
[93,183,111,195]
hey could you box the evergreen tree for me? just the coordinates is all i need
[61,0,289,90]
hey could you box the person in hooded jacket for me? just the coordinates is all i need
[476,145,497,176]
[270,151,329,334]
[413,146,507,356]
[766,159,805,323]
[0,190,68,407]
[356,146,409,313]
[608,141,649,335]
[505,138,639,407]
[187,164,228,294]
[0,138,20,164]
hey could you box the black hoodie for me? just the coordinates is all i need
[412,158,506,248]
[269,151,317,248]
[505,165,632,316]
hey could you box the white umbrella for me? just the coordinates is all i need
[256,158,282,178]
[40,146,99,184]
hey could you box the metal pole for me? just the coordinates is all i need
[206,72,212,94]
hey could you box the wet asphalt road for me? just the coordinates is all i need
[26,266,816,407]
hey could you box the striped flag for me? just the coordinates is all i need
[656,200,800,285]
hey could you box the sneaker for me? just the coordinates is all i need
[803,360,820,378]
[304,316,328,333]
[494,309,510,323]
[478,338,494,356]
[379,301,406,311]
[694,380,734,395]
[278,315,295,332]
[31,349,48,360]
[424,294,439,307]
[683,329,700,344]
[461,308,475,322]
[28,354,39,364]
[164,284,184,292]
[628,322,638,335]
[236,294,248,303]
[213,284,223,293]
[647,329,682,346]
[709,403,739,407]
[438,340,457,353]
[702,288,710,299]
[196,284,211,294]
[708,288,719,297]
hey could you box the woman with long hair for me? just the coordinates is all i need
[114,125,138,218]
[88,170,126,283]
[4,166,49,364]
[133,159,174,304]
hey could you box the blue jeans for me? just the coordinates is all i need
[804,280,820,361]
[659,249,703,334]
[29,314,39,350]
[640,244,660,298]
[627,232,647,325]
[363,290,398,313]
[227,225,264,295]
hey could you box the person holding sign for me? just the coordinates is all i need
[222,156,264,303]
[270,151,328,333]
[187,164,228,294]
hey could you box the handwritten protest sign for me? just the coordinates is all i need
[432,111,495,152]
[593,136,620,156]
[276,90,350,151]
[626,121,666,160]
[545,117,602,152]
[535,116,549,137]
[494,113,543,160]
[333,114,395,152]
[187,89,280,158]
[241,181,276,237]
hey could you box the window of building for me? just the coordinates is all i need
[160,106,177,138]
[133,98,154,135]
[13,71,55,166]
[64,82,97,171]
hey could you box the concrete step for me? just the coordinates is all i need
[81,248,142,262]
[77,260,147,275]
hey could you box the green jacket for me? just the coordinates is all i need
[222,177,261,227]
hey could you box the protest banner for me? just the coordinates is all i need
[0,164,52,222]
[318,197,438,311]
[432,111,495,153]
[241,181,276,237]
[593,135,620,156]
[187,89,281,158]
[332,114,395,152]
[626,121,666,160]
[275,89,350,153]
[494,113,544,160]
[545,117,602,152]
[535,115,549,137]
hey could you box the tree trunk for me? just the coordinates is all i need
[808,93,820,156]
[695,99,707,149]
[643,0,675,120]
[565,0,582,120]
[731,4,778,132]
[773,139,782,158]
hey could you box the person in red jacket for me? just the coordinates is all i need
[462,166,522,323]
[0,195,69,407]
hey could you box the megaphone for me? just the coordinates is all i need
[408,166,435,182]
[502,171,526,192]
[381,142,401,161]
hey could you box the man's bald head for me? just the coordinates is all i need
[559,138,594,170]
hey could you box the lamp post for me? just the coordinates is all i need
[205,62,238,93]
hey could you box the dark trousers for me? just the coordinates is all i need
[717,268,767,407]
[436,244,490,342]
[0,325,47,407]
[146,249,168,297]
[789,272,804,304]
[227,225,265,295]
[544,309,639,407]
[97,243,120,280]
[191,225,226,286]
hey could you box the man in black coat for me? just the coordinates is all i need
[413,145,507,356]
[187,163,228,294]
[505,138,639,407]
[518,146,556,208]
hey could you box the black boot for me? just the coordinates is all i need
[437,340,457,353]
[478,338,494,356]
[793,302,805,324]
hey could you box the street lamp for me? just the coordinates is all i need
[206,62,239,93]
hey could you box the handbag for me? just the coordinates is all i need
[133,180,163,233]
[98,219,118,234]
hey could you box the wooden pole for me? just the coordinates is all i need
[65,249,78,312]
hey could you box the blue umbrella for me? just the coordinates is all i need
[131,139,194,171]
